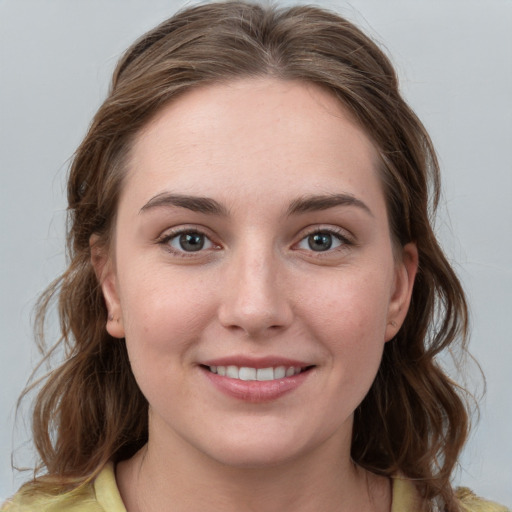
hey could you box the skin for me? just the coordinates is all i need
[93,78,418,512]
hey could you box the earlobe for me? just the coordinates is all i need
[90,234,125,339]
[102,275,126,339]
[385,242,418,342]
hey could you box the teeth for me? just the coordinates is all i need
[226,365,238,379]
[239,367,256,381]
[256,367,274,381]
[208,365,305,381]
[274,366,286,379]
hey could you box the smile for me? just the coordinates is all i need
[201,363,314,402]
[207,365,305,381]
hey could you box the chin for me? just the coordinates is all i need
[193,422,328,470]
[205,442,304,469]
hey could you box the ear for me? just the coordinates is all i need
[90,234,125,339]
[385,242,418,341]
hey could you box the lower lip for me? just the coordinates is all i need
[201,367,312,403]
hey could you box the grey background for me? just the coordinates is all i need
[1,0,511,506]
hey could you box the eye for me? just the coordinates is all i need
[296,230,348,252]
[161,230,215,253]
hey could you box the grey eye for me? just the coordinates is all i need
[168,232,213,252]
[297,231,344,252]
[308,233,333,251]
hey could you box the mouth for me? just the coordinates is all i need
[199,357,316,401]
[202,364,315,382]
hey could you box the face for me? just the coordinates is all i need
[97,78,417,469]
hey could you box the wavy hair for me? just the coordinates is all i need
[21,2,470,510]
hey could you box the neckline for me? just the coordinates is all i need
[94,463,421,512]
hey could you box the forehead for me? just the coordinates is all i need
[123,78,384,213]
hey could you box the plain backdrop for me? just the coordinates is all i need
[1,0,511,506]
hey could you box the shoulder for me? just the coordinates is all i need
[456,487,511,512]
[1,485,99,512]
[391,477,510,512]
[1,463,126,512]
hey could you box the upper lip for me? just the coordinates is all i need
[200,356,314,369]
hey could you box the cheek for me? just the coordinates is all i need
[117,265,216,362]
[299,268,392,374]
[117,270,218,407]
[306,269,391,334]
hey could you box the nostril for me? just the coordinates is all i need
[217,282,294,336]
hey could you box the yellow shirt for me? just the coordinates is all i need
[2,463,509,511]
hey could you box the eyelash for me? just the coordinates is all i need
[156,227,218,257]
[294,226,354,254]
[156,226,354,257]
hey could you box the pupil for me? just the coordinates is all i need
[308,233,332,251]
[179,233,204,251]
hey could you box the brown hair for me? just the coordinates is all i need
[22,2,470,510]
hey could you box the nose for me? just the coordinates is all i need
[217,248,293,338]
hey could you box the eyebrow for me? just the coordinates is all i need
[139,192,372,218]
[286,193,373,217]
[139,193,228,216]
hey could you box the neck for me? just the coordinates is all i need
[117,431,390,512]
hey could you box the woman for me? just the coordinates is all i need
[2,2,509,511]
